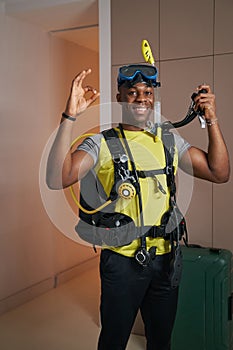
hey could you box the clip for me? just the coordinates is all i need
[198,115,206,129]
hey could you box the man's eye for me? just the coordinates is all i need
[128,91,137,96]
[145,91,152,96]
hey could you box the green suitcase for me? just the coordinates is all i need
[172,246,233,350]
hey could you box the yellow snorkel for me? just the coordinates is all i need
[141,39,155,65]
[142,40,161,125]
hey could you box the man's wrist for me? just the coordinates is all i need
[205,118,218,126]
[62,112,76,122]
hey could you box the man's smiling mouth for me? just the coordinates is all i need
[132,105,148,113]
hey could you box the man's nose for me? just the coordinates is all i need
[135,92,146,102]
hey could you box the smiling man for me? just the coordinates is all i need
[46,65,229,350]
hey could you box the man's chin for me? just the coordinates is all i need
[133,113,151,124]
[130,116,149,128]
[122,110,153,127]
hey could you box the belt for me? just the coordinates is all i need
[144,225,168,239]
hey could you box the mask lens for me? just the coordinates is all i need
[119,64,157,79]
[118,64,159,88]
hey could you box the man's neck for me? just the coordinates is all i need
[121,123,144,131]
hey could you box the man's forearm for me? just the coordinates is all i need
[206,121,230,183]
[46,118,74,190]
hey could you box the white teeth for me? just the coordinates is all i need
[134,107,147,111]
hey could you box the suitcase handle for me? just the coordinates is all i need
[229,293,233,321]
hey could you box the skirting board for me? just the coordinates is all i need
[0,255,100,316]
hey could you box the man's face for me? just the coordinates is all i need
[117,82,154,128]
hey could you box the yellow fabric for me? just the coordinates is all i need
[94,128,178,257]
[109,237,171,257]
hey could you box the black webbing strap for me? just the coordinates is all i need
[102,128,129,201]
[137,169,166,177]
[161,127,176,197]
[161,126,188,288]
[102,128,125,160]
[118,124,147,254]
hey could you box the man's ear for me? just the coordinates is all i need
[116,92,121,102]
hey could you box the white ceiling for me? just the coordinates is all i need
[3,0,99,52]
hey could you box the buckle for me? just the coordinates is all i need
[135,247,150,266]
[166,165,174,175]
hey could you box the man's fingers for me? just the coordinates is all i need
[73,69,92,85]
[86,91,100,107]
[84,85,98,94]
[197,84,211,94]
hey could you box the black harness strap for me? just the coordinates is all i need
[161,126,188,287]
[102,128,126,161]
[161,126,176,197]
[137,169,167,177]
[102,128,131,201]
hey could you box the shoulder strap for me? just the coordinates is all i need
[161,125,189,246]
[102,128,126,162]
[161,127,176,197]
[102,128,130,201]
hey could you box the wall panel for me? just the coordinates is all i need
[214,0,233,54]
[213,54,233,251]
[160,0,214,60]
[111,0,159,66]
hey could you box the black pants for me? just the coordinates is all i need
[97,249,179,350]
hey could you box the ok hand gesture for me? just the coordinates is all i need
[64,69,100,118]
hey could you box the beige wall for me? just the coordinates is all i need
[111,0,233,250]
[0,6,99,313]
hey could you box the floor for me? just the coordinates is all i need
[0,262,146,350]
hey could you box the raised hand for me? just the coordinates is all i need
[64,69,100,118]
[193,84,216,121]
